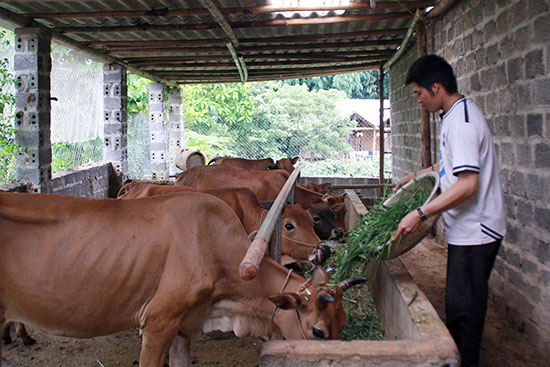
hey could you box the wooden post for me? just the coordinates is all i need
[416,21,432,169]
[378,66,385,197]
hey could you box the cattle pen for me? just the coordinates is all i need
[1,0,550,366]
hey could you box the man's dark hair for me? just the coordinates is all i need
[405,54,458,94]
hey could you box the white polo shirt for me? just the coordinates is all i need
[439,97,506,245]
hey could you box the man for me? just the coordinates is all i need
[393,54,506,367]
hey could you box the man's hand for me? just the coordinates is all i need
[393,175,412,192]
[393,210,422,241]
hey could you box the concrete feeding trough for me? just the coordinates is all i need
[259,189,460,367]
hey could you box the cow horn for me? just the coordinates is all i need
[316,292,335,308]
[339,276,368,292]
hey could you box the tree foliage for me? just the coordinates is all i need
[0,29,16,184]
[282,70,389,99]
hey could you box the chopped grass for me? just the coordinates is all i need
[334,176,433,283]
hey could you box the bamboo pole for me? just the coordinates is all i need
[239,166,302,280]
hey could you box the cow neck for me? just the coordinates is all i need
[268,268,308,340]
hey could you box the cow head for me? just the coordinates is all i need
[280,204,321,261]
[308,203,344,240]
[323,194,345,207]
[268,266,367,340]
[269,156,299,173]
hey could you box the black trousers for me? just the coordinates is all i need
[446,240,502,367]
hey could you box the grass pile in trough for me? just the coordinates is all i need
[334,176,432,283]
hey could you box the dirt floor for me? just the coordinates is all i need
[2,236,548,367]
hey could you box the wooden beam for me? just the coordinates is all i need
[104,39,402,54]
[86,28,408,48]
[124,50,395,63]
[140,56,389,69]
[108,46,229,54]
[156,61,384,77]
[57,12,413,33]
[88,39,227,47]
[239,39,403,53]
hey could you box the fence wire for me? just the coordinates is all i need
[50,42,104,173]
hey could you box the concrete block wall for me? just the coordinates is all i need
[389,0,550,355]
[51,162,117,198]
[103,63,128,177]
[299,176,383,199]
[13,27,53,193]
[149,82,169,181]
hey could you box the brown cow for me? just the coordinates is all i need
[176,165,290,202]
[208,156,298,174]
[272,156,299,173]
[0,192,366,367]
[303,182,332,194]
[331,202,347,231]
[117,182,321,262]
[208,157,276,171]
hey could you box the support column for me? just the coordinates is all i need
[149,82,169,181]
[103,63,128,177]
[378,66,385,196]
[14,27,52,193]
[416,21,432,169]
[168,88,184,176]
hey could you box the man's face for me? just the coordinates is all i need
[411,82,442,113]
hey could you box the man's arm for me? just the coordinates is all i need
[393,171,478,240]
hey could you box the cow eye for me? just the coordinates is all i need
[313,216,320,223]
[284,223,295,231]
[312,327,325,339]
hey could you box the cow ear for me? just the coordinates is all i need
[291,156,299,164]
[268,293,303,310]
[311,265,329,283]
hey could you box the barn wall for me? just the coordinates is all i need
[389,0,550,355]
[51,162,121,198]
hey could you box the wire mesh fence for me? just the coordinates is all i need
[50,42,104,174]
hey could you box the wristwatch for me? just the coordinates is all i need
[416,207,428,222]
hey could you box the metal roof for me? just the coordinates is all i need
[0,1,438,86]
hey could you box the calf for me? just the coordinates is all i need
[308,202,344,240]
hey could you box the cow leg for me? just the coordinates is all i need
[139,317,183,367]
[14,323,35,346]
[0,317,4,367]
[2,322,13,345]
[168,333,191,367]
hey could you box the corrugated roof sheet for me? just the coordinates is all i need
[0,0,437,85]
